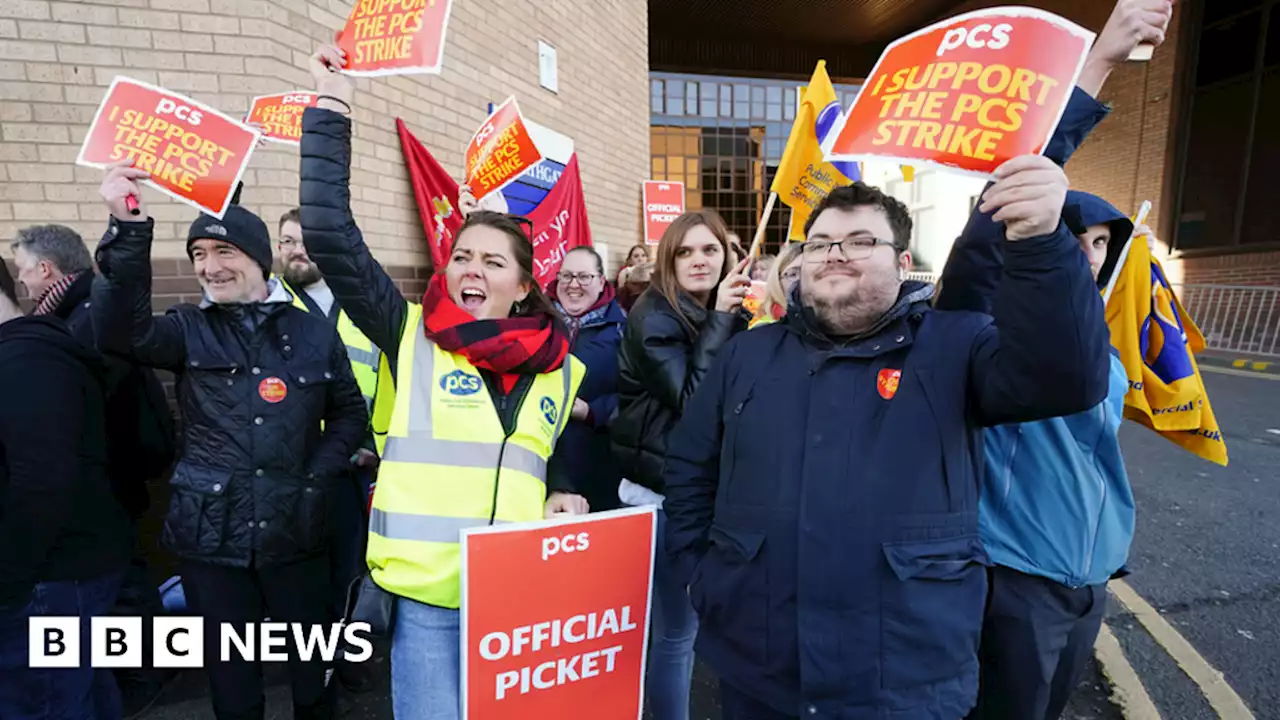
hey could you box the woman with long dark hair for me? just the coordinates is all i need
[301,44,590,719]
[611,209,751,718]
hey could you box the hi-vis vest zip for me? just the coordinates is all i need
[367,302,585,609]
[284,279,394,454]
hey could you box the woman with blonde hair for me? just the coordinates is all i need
[749,242,804,328]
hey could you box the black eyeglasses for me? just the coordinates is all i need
[558,272,600,285]
[801,236,897,262]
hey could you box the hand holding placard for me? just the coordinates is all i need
[978,155,1069,241]
[100,160,151,222]
[310,44,355,112]
[1093,0,1173,65]
[1080,0,1174,94]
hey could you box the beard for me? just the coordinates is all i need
[283,261,322,288]
[804,269,902,337]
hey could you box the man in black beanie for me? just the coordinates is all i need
[90,162,369,720]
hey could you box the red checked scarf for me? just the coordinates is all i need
[420,274,569,394]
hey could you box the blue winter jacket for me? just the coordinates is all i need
[553,294,627,512]
[936,88,1137,588]
[664,222,1110,715]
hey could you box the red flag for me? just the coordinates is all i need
[527,154,592,288]
[397,117,462,269]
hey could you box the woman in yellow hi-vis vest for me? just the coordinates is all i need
[300,45,590,720]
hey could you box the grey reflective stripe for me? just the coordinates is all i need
[382,436,547,477]
[346,345,380,369]
[368,508,503,544]
[380,330,548,482]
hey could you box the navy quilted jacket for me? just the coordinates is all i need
[91,217,368,568]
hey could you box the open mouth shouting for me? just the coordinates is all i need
[458,287,487,312]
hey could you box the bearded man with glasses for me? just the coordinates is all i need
[662,157,1112,719]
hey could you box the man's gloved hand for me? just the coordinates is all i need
[351,448,379,469]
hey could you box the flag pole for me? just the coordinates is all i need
[748,191,778,259]
[1102,200,1151,306]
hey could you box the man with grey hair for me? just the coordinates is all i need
[10,223,177,715]
[10,224,94,315]
[0,254,132,718]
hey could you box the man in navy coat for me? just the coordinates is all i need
[662,153,1110,718]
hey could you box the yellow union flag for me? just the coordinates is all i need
[772,60,857,241]
[1103,221,1228,466]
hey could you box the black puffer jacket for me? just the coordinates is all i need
[0,316,132,606]
[50,271,176,519]
[611,286,746,493]
[91,217,368,568]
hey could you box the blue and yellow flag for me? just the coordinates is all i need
[772,60,858,241]
[1104,221,1228,466]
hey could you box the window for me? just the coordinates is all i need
[1174,0,1280,251]
[650,72,863,254]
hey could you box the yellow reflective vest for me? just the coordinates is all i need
[367,302,585,609]
[283,279,395,454]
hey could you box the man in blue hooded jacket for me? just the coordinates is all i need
[936,2,1173,716]
[941,190,1136,720]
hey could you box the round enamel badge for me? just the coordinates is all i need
[259,377,288,404]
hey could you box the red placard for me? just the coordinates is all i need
[336,0,454,77]
[244,92,318,145]
[461,506,655,720]
[822,8,1094,178]
[643,181,685,246]
[464,97,544,201]
[76,76,259,219]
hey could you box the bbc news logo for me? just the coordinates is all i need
[28,618,373,668]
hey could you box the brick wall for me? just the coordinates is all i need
[0,0,651,284]
[0,0,649,580]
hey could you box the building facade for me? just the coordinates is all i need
[2,0,1275,574]
[0,0,651,304]
[3,0,1277,295]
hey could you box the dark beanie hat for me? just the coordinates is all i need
[186,204,273,280]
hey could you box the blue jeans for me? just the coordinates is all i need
[648,508,698,720]
[0,571,125,720]
[391,597,460,720]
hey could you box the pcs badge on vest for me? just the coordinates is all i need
[439,369,485,408]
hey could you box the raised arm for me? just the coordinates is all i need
[90,163,188,370]
[965,157,1110,425]
[298,45,410,366]
[936,0,1172,314]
